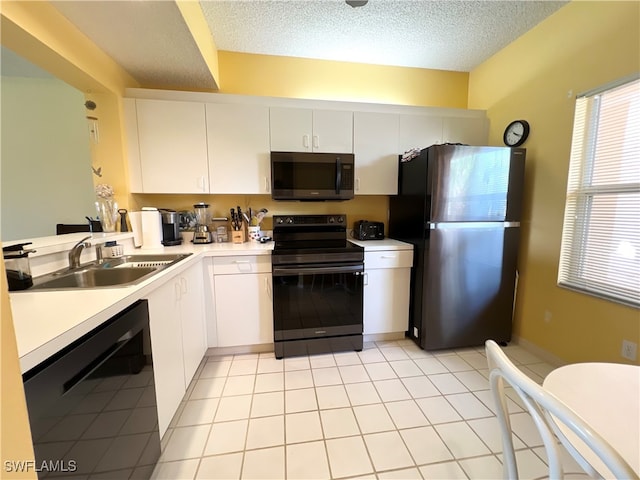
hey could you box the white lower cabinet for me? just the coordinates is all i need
[211,256,273,347]
[146,262,206,438]
[179,263,207,386]
[363,249,413,335]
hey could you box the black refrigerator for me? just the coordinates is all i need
[389,144,525,350]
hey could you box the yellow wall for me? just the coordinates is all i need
[1,258,36,479]
[131,194,388,233]
[469,1,640,364]
[218,51,469,108]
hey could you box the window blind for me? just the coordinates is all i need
[558,77,640,307]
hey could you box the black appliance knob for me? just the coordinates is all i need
[337,216,344,223]
[328,217,335,223]
[286,217,294,224]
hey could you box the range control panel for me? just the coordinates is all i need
[273,215,346,226]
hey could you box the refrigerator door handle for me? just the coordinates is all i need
[429,221,520,229]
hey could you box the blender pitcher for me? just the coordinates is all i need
[192,203,213,244]
[3,242,36,291]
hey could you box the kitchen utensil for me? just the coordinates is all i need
[193,203,213,244]
[3,242,36,291]
[141,207,163,249]
[118,209,129,232]
[160,209,182,246]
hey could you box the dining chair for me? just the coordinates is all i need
[485,339,637,480]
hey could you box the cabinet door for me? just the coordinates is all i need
[399,114,443,152]
[146,278,185,438]
[215,273,273,347]
[136,99,209,193]
[353,112,400,195]
[270,107,312,152]
[364,268,411,335]
[312,109,353,153]
[179,263,207,386]
[207,103,271,194]
[269,107,353,153]
[442,117,489,145]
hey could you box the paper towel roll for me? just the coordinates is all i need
[141,207,163,249]
[129,211,143,247]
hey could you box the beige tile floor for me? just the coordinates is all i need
[150,339,584,480]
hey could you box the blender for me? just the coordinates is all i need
[192,203,214,244]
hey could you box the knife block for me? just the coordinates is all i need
[231,229,245,244]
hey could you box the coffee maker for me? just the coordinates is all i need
[160,210,183,246]
[192,203,214,244]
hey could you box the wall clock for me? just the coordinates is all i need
[503,120,530,147]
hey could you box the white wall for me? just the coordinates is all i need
[1,76,96,241]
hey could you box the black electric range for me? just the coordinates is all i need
[271,215,364,359]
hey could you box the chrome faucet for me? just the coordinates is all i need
[68,236,92,269]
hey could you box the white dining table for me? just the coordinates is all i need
[543,362,640,478]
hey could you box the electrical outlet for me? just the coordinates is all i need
[621,340,637,361]
[544,310,552,323]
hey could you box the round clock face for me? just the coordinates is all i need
[503,120,530,147]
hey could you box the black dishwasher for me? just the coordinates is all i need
[22,300,160,479]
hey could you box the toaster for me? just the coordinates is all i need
[353,220,384,240]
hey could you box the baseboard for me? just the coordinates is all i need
[205,333,407,357]
[364,332,406,343]
[206,343,273,357]
[511,334,567,367]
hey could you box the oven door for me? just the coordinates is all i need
[272,262,364,341]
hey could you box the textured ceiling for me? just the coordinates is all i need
[200,0,567,72]
[52,1,216,90]
[50,0,568,91]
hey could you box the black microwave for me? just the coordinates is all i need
[271,151,355,201]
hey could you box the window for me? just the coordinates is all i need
[558,76,640,307]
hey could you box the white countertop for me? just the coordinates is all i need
[11,235,412,374]
[349,238,414,251]
[11,239,273,374]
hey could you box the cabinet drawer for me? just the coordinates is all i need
[212,255,271,275]
[365,250,413,269]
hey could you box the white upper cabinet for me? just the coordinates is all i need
[207,103,271,194]
[399,114,443,153]
[353,112,400,195]
[442,116,489,145]
[270,107,353,153]
[134,99,209,193]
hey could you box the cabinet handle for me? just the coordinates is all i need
[198,176,206,191]
[265,277,272,299]
[312,135,319,149]
[303,134,310,149]
[356,178,360,192]
[174,282,182,301]
[264,176,270,193]
[180,277,187,294]
[363,272,368,286]
[233,260,252,273]
[381,255,397,259]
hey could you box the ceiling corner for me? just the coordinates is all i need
[175,0,220,90]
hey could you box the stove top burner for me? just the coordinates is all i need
[272,214,364,265]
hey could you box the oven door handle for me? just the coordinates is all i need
[273,264,364,276]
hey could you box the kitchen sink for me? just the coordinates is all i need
[30,253,191,290]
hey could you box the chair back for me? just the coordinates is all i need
[485,339,637,480]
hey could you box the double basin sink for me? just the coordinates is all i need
[30,253,191,290]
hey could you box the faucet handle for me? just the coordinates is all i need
[76,235,92,246]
